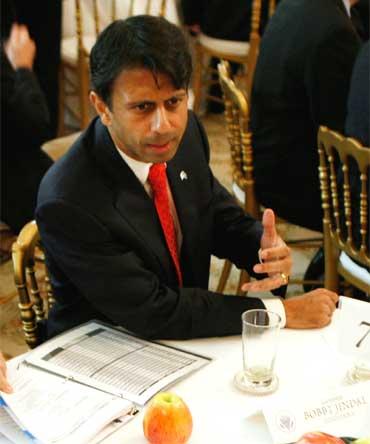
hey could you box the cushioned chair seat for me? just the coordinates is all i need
[198,33,250,57]
[339,252,370,287]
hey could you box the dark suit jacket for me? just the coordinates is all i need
[36,112,275,340]
[251,0,361,232]
[180,0,270,41]
[1,50,53,233]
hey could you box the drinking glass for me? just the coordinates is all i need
[234,309,281,395]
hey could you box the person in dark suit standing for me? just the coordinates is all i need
[346,40,369,145]
[0,0,53,260]
[36,15,337,342]
[250,0,361,233]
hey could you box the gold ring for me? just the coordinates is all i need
[280,272,289,285]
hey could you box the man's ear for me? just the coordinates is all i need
[90,91,112,126]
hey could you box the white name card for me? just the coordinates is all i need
[263,381,370,444]
[338,296,370,360]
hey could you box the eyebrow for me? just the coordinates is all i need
[127,91,187,107]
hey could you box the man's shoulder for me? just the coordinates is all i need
[38,118,107,205]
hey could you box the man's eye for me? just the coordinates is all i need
[167,97,181,107]
[136,103,152,111]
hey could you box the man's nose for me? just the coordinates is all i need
[151,107,171,133]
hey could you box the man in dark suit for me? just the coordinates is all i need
[36,16,337,342]
[251,0,362,232]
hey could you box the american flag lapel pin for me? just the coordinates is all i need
[180,170,188,181]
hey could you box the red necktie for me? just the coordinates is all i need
[148,163,183,286]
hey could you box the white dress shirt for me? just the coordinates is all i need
[115,146,286,326]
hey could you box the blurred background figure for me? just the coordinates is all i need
[12,0,62,136]
[0,0,53,262]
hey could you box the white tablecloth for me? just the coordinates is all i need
[103,311,357,443]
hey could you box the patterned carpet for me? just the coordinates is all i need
[0,113,318,359]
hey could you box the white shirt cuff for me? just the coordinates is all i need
[261,297,286,327]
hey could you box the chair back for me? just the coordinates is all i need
[318,126,370,293]
[218,60,260,219]
[12,221,54,349]
[128,0,167,17]
[245,0,276,98]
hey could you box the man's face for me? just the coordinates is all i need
[92,68,188,164]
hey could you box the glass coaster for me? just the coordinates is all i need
[234,370,279,395]
[346,366,370,384]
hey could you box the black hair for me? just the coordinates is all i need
[90,15,192,108]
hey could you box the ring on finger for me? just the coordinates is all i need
[280,272,289,285]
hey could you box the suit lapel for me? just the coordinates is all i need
[91,119,176,280]
[167,154,200,283]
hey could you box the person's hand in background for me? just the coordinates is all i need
[4,23,36,70]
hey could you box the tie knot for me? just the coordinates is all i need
[148,163,166,191]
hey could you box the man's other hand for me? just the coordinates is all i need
[283,289,339,329]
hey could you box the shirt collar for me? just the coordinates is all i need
[115,146,152,186]
[342,0,351,16]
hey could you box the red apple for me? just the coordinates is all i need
[143,392,193,444]
[295,432,345,443]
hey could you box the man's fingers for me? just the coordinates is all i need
[309,288,339,305]
[260,208,277,249]
[242,275,283,292]
[253,258,290,275]
[259,244,291,262]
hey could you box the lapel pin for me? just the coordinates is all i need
[180,170,188,181]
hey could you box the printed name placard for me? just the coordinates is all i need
[338,296,370,361]
[263,381,370,444]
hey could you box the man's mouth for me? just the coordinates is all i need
[147,140,173,150]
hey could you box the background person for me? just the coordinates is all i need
[0,0,53,261]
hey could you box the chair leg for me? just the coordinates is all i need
[323,222,340,291]
[216,259,232,293]
[236,269,249,296]
[57,65,66,136]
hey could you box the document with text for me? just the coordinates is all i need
[1,321,210,444]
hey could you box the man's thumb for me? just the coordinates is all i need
[261,208,277,249]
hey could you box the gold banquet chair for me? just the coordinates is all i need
[216,60,258,294]
[217,60,323,294]
[11,221,55,349]
[59,0,167,134]
[192,0,276,114]
[318,126,370,294]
